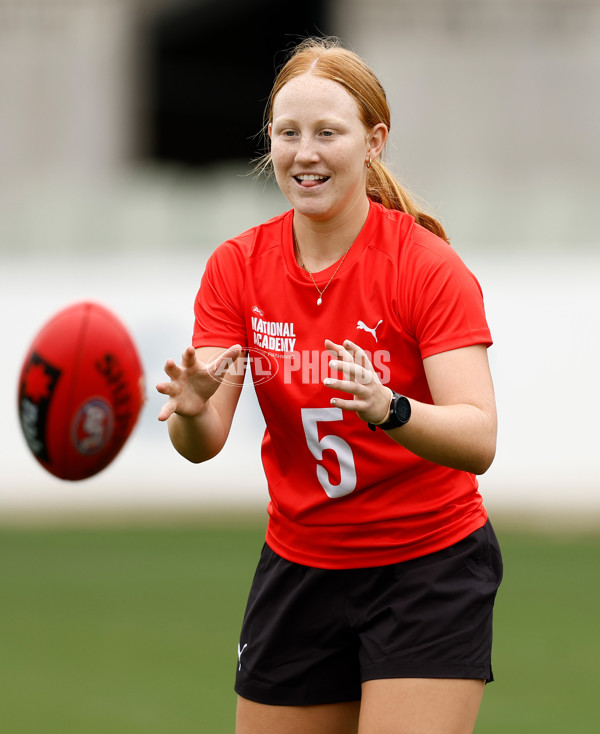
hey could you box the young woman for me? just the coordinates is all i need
[157,37,502,734]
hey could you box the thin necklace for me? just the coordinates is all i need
[293,230,353,306]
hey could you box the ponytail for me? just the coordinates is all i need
[367,159,449,244]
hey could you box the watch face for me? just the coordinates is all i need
[374,392,411,430]
[394,395,411,423]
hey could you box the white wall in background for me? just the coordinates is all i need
[1,251,599,518]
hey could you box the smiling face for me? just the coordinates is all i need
[269,73,384,227]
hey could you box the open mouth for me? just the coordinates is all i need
[294,174,330,187]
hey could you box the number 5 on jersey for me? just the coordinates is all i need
[301,408,357,499]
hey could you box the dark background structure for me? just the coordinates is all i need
[147,0,333,165]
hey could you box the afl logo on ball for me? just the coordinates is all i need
[71,398,114,455]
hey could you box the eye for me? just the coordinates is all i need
[320,130,334,137]
[282,129,298,137]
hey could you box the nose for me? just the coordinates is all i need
[295,135,319,164]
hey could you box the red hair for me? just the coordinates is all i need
[260,37,449,244]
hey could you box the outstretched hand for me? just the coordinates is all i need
[323,339,392,425]
[156,344,243,422]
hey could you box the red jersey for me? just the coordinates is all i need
[193,201,493,569]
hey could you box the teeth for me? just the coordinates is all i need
[296,174,327,181]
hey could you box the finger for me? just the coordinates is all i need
[155,380,176,397]
[157,397,176,422]
[328,358,374,385]
[207,344,244,380]
[181,345,198,367]
[324,339,354,363]
[342,339,374,371]
[324,339,345,358]
[162,357,182,380]
[207,344,243,369]
[343,340,382,387]
[323,376,363,396]
[328,395,364,413]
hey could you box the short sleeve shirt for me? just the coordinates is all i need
[193,202,492,569]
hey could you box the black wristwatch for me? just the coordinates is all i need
[368,391,411,431]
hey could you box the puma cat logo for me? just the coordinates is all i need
[357,320,383,342]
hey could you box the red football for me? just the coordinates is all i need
[18,301,145,481]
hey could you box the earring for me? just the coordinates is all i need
[366,157,372,168]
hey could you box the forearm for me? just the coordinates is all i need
[167,400,230,464]
[385,399,497,475]
[157,345,245,463]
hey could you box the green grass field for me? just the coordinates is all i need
[1,516,598,733]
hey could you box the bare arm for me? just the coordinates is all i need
[156,344,245,463]
[324,340,497,475]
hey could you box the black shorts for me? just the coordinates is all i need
[234,521,503,706]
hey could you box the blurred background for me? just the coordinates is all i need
[1,2,599,731]
[1,0,599,521]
